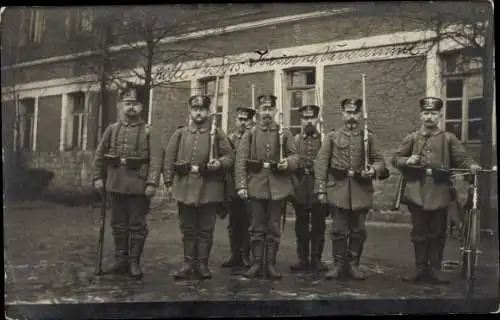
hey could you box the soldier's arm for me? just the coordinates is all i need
[448,132,477,169]
[216,130,234,170]
[284,129,300,171]
[293,134,306,169]
[368,133,388,178]
[92,124,113,182]
[145,126,161,187]
[313,132,333,194]
[391,132,415,170]
[163,128,182,187]
[235,130,251,191]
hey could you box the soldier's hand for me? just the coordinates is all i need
[237,189,248,199]
[93,179,104,190]
[361,166,376,179]
[207,159,222,171]
[470,163,482,175]
[145,185,156,198]
[406,155,421,166]
[277,159,289,171]
[318,193,328,204]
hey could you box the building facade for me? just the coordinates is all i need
[1,5,496,212]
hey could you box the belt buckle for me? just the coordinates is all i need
[263,162,271,169]
[304,168,311,175]
[347,170,355,177]
[120,158,127,165]
[425,168,433,176]
[191,165,200,173]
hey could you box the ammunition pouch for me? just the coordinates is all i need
[246,160,279,173]
[403,165,453,184]
[103,154,148,170]
[432,168,453,183]
[295,167,314,180]
[377,168,390,181]
[328,167,372,184]
[173,161,191,176]
[173,161,221,178]
[401,165,426,181]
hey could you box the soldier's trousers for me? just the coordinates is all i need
[407,203,448,272]
[293,203,328,260]
[249,199,284,245]
[228,198,251,257]
[178,202,217,265]
[109,193,149,262]
[330,207,368,265]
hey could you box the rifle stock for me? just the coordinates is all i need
[391,175,407,211]
[94,188,106,275]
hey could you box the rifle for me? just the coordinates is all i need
[94,188,106,275]
[279,70,287,234]
[209,76,220,162]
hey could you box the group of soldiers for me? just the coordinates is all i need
[92,82,481,285]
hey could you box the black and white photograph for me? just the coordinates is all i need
[2,2,498,318]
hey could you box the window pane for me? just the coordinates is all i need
[468,120,483,140]
[290,109,301,126]
[216,105,223,113]
[446,79,463,98]
[72,115,80,148]
[445,100,462,120]
[23,116,33,149]
[290,126,301,136]
[73,92,85,113]
[304,89,316,105]
[446,122,462,140]
[466,75,483,97]
[468,98,484,119]
[444,54,459,73]
[21,98,35,114]
[290,70,315,87]
[291,91,303,109]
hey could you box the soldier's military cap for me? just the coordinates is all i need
[236,107,256,120]
[298,105,320,118]
[119,82,145,103]
[257,94,277,108]
[188,95,211,109]
[420,97,443,112]
[341,98,363,113]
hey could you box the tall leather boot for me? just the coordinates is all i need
[325,238,347,280]
[221,228,243,268]
[266,242,282,280]
[402,241,429,283]
[243,241,262,279]
[241,232,251,269]
[103,233,129,274]
[197,237,213,280]
[346,237,366,280]
[310,238,328,272]
[289,238,310,272]
[173,238,196,280]
[128,233,146,279]
[427,239,450,284]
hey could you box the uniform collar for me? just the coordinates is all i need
[259,122,278,131]
[340,127,362,136]
[418,126,442,137]
[189,121,210,133]
[121,119,144,127]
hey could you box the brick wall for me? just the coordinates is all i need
[228,71,274,132]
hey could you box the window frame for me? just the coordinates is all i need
[65,92,87,151]
[284,67,317,136]
[197,76,224,129]
[19,98,36,151]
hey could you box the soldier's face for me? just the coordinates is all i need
[122,100,143,118]
[420,110,441,128]
[190,107,209,123]
[301,117,318,128]
[236,117,251,131]
[258,105,277,124]
[342,110,361,128]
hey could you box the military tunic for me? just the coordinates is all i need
[293,132,322,206]
[314,128,386,211]
[391,128,475,211]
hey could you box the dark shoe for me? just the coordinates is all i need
[104,233,129,274]
[402,241,429,283]
[129,261,143,279]
[289,260,309,272]
[243,241,263,279]
[427,239,449,284]
[241,255,251,269]
[290,239,309,272]
[311,237,327,272]
[198,261,212,280]
[325,264,343,280]
[128,234,146,279]
[266,243,282,280]
[402,269,429,283]
[173,263,193,280]
[346,262,366,280]
[267,264,282,280]
[103,257,129,275]
[427,268,450,285]
[310,258,328,272]
[221,255,243,268]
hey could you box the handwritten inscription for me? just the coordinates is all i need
[153,42,428,84]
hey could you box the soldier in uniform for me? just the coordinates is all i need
[160,95,234,281]
[92,82,159,279]
[391,97,481,284]
[289,105,329,273]
[314,98,388,281]
[221,107,256,270]
[235,94,300,280]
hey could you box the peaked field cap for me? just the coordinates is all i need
[298,105,320,117]
[257,94,277,108]
[188,95,211,109]
[341,98,362,112]
[420,97,444,111]
[119,82,144,102]
[236,107,256,119]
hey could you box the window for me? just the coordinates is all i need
[20,9,44,45]
[442,51,484,142]
[19,98,36,151]
[65,92,86,150]
[285,68,316,135]
[66,8,94,37]
[198,77,224,129]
